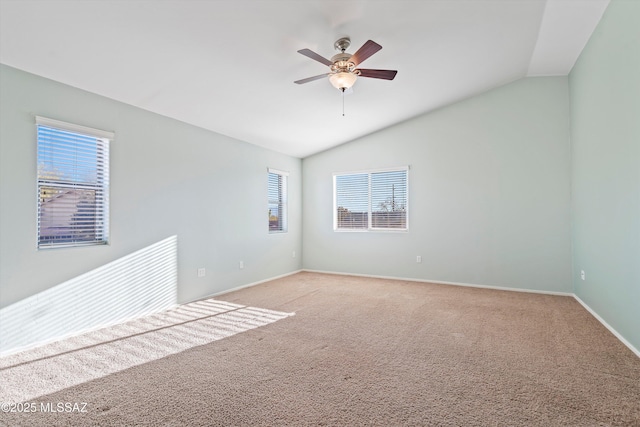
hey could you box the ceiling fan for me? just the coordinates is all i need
[294,37,397,92]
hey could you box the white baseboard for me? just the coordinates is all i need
[573,295,640,358]
[302,269,574,296]
[203,269,304,300]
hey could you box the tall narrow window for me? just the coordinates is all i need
[268,168,288,233]
[36,117,112,248]
[334,167,408,231]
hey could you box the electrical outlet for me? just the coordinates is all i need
[292,251,296,258]
[580,270,585,281]
[197,268,206,277]
[239,261,244,270]
[416,256,422,263]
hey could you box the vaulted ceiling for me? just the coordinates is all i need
[0,0,609,158]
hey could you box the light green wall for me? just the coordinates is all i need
[303,77,572,293]
[569,0,640,351]
[0,64,302,353]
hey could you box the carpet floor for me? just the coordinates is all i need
[1,272,638,426]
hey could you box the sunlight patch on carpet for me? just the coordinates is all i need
[0,298,294,403]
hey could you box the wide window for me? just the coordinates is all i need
[334,167,408,231]
[36,117,112,248]
[268,168,288,233]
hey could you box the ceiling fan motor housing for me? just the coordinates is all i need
[330,53,356,73]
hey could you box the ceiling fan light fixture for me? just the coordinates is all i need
[329,72,357,90]
[296,38,396,93]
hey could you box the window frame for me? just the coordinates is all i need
[333,166,409,232]
[268,167,288,233]
[36,116,113,249]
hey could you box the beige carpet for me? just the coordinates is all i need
[1,272,638,426]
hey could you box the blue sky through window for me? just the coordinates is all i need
[37,126,101,184]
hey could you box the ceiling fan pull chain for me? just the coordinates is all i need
[342,87,345,117]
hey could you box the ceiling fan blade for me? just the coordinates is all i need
[349,40,382,66]
[297,48,333,66]
[357,69,398,80]
[294,74,329,84]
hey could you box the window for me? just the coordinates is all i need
[268,168,288,232]
[36,117,112,248]
[334,167,408,231]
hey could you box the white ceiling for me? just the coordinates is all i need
[0,0,609,158]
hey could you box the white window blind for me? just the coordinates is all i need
[36,117,112,248]
[268,168,288,233]
[334,167,408,231]
[335,173,369,229]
